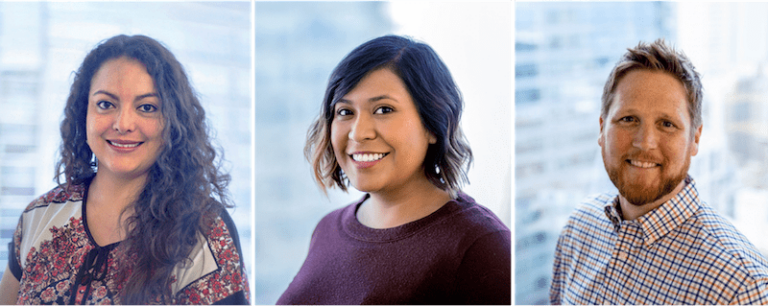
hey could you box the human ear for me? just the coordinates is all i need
[428,131,437,144]
[598,116,605,147]
[690,124,703,156]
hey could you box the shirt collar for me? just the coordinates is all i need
[603,175,701,246]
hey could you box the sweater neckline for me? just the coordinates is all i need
[341,192,473,242]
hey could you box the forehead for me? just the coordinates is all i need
[90,57,154,91]
[610,70,690,120]
[340,69,409,101]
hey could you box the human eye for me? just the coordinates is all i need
[659,120,678,131]
[373,106,393,115]
[96,100,114,110]
[138,104,158,113]
[617,116,635,123]
[336,108,353,117]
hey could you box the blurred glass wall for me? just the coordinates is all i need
[516,2,768,304]
[254,2,511,304]
[0,1,252,296]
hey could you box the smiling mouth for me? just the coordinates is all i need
[351,153,388,162]
[108,140,142,148]
[627,159,659,168]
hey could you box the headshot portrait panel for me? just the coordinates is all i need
[0,2,252,304]
[254,1,511,304]
[516,2,768,305]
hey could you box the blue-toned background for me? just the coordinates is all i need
[0,1,252,297]
[516,2,768,304]
[254,2,512,304]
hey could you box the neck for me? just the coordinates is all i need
[89,170,148,213]
[85,171,147,246]
[357,177,452,229]
[618,179,686,221]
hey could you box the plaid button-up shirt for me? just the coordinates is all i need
[550,176,768,304]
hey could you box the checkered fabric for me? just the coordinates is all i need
[550,176,768,304]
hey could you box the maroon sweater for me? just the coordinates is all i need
[277,193,511,305]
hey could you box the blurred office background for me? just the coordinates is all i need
[0,1,252,296]
[516,2,768,304]
[255,2,511,304]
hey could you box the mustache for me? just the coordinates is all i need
[622,151,665,165]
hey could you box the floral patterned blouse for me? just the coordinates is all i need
[8,181,249,304]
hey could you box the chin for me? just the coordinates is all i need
[612,172,687,206]
[350,183,380,194]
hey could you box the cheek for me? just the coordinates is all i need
[329,123,345,158]
[607,129,633,149]
[146,120,164,139]
[396,120,431,161]
[85,113,106,140]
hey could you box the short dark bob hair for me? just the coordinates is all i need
[602,39,703,130]
[306,35,473,196]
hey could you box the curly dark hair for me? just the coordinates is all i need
[54,34,232,304]
[306,35,473,197]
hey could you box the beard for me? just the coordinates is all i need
[603,148,691,206]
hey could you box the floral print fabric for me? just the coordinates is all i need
[10,183,249,304]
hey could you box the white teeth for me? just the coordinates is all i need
[109,141,140,148]
[630,160,657,168]
[352,153,385,162]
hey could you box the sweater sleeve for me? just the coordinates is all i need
[454,230,511,305]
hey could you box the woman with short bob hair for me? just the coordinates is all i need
[0,34,249,304]
[278,35,510,305]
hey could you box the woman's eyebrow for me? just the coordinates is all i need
[92,90,118,100]
[135,92,159,102]
[337,94,398,104]
[91,90,158,102]
[368,95,397,103]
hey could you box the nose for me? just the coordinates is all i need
[632,123,658,150]
[113,107,136,134]
[348,113,375,141]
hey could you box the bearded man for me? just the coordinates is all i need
[550,39,768,304]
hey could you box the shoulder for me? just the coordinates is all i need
[320,201,355,224]
[24,183,86,212]
[574,193,614,219]
[561,193,615,233]
[448,192,510,235]
[554,193,616,256]
[313,197,362,234]
[173,209,250,304]
[12,182,88,280]
[685,205,768,278]
[206,209,245,258]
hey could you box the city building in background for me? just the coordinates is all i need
[0,2,252,295]
[517,2,768,304]
[254,2,392,304]
[255,2,511,304]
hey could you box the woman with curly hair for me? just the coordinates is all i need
[277,35,510,305]
[0,34,248,304]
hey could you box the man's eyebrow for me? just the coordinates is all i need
[657,112,684,123]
